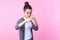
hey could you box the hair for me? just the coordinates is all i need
[23,1,32,11]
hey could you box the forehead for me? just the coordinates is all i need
[25,9,32,12]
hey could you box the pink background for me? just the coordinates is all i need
[0,0,60,40]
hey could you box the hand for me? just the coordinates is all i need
[24,17,31,22]
[30,15,38,26]
[30,15,36,21]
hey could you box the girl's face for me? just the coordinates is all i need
[24,9,32,18]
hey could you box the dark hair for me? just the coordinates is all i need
[23,1,32,11]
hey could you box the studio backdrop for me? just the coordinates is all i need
[0,0,60,40]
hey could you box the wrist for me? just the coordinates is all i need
[24,20,27,23]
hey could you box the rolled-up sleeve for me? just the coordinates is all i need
[15,18,23,30]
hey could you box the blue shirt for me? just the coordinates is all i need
[24,21,32,40]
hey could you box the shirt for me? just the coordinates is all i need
[15,17,38,40]
[24,17,32,40]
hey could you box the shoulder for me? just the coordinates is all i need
[17,17,24,23]
[19,17,24,21]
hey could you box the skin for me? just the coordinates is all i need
[18,9,38,27]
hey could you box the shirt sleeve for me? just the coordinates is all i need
[32,22,38,31]
[15,18,24,30]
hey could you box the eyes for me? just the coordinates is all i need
[27,12,32,14]
[24,9,32,15]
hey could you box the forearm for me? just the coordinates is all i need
[18,20,26,27]
[31,19,38,31]
[31,19,38,26]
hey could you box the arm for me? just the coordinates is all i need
[32,22,38,31]
[31,16,38,31]
[15,18,26,30]
[18,18,31,27]
[18,20,26,27]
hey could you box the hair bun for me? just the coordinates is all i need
[24,1,29,6]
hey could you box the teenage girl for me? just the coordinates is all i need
[15,1,38,40]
